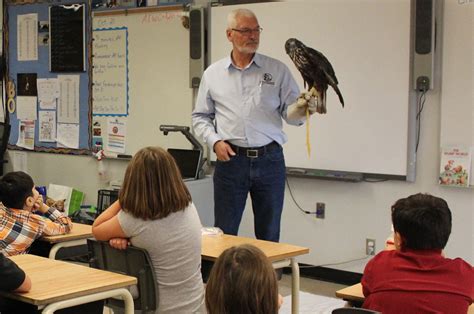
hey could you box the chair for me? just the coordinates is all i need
[332,308,381,314]
[87,239,157,314]
[96,189,119,216]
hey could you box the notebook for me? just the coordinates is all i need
[167,148,202,180]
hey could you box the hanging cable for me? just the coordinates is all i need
[285,177,315,215]
[415,89,427,152]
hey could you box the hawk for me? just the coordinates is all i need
[285,38,344,114]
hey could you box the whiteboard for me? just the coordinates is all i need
[92,7,193,156]
[209,0,411,177]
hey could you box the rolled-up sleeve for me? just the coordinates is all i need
[38,207,73,236]
[280,64,304,126]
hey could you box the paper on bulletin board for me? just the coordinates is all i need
[37,78,59,109]
[17,13,38,61]
[16,120,35,150]
[16,96,37,120]
[0,104,4,122]
[39,110,56,142]
[57,123,79,149]
[92,28,128,116]
[58,75,80,124]
[106,117,127,153]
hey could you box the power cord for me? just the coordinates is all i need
[298,256,372,269]
[285,177,315,215]
[415,86,428,153]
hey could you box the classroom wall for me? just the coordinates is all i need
[5,0,473,272]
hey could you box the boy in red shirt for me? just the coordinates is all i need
[362,193,473,313]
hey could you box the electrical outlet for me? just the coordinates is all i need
[316,202,325,219]
[366,238,376,255]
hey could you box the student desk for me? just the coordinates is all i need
[335,283,364,303]
[202,234,309,314]
[335,283,474,313]
[0,254,136,314]
[40,223,93,259]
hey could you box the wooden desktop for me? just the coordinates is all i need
[202,234,309,314]
[0,254,137,313]
[40,223,93,259]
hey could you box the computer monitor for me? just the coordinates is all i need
[167,148,202,180]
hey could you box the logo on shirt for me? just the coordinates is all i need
[260,73,275,86]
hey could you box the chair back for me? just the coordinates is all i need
[96,189,119,216]
[332,308,381,314]
[87,239,157,313]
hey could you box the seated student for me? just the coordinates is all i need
[0,171,73,256]
[205,244,283,314]
[92,146,205,313]
[0,252,102,314]
[0,253,31,292]
[362,193,473,314]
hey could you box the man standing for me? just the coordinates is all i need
[192,8,315,242]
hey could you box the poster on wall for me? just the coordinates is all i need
[92,28,128,116]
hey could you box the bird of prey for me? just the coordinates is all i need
[285,38,344,114]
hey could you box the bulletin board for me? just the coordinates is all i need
[91,5,193,156]
[6,1,91,154]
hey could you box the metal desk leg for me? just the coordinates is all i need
[41,288,134,314]
[291,257,299,314]
[48,239,88,259]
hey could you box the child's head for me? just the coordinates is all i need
[0,171,38,210]
[205,244,279,314]
[391,193,452,250]
[119,146,192,220]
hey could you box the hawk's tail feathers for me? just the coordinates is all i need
[334,85,345,107]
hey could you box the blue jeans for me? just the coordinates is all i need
[213,145,286,242]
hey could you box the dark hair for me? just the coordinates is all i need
[0,171,35,209]
[119,146,192,220]
[391,193,452,250]
[205,244,279,314]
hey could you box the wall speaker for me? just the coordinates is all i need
[189,6,205,88]
[413,0,436,91]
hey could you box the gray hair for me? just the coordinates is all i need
[227,8,257,29]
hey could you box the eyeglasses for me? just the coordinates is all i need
[231,27,263,36]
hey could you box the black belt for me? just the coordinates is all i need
[228,141,280,158]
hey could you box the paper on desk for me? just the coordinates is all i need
[37,78,59,109]
[39,111,56,142]
[16,96,37,120]
[58,75,80,124]
[57,123,79,149]
[16,120,35,150]
[17,13,38,61]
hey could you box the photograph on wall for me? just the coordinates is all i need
[17,73,38,96]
